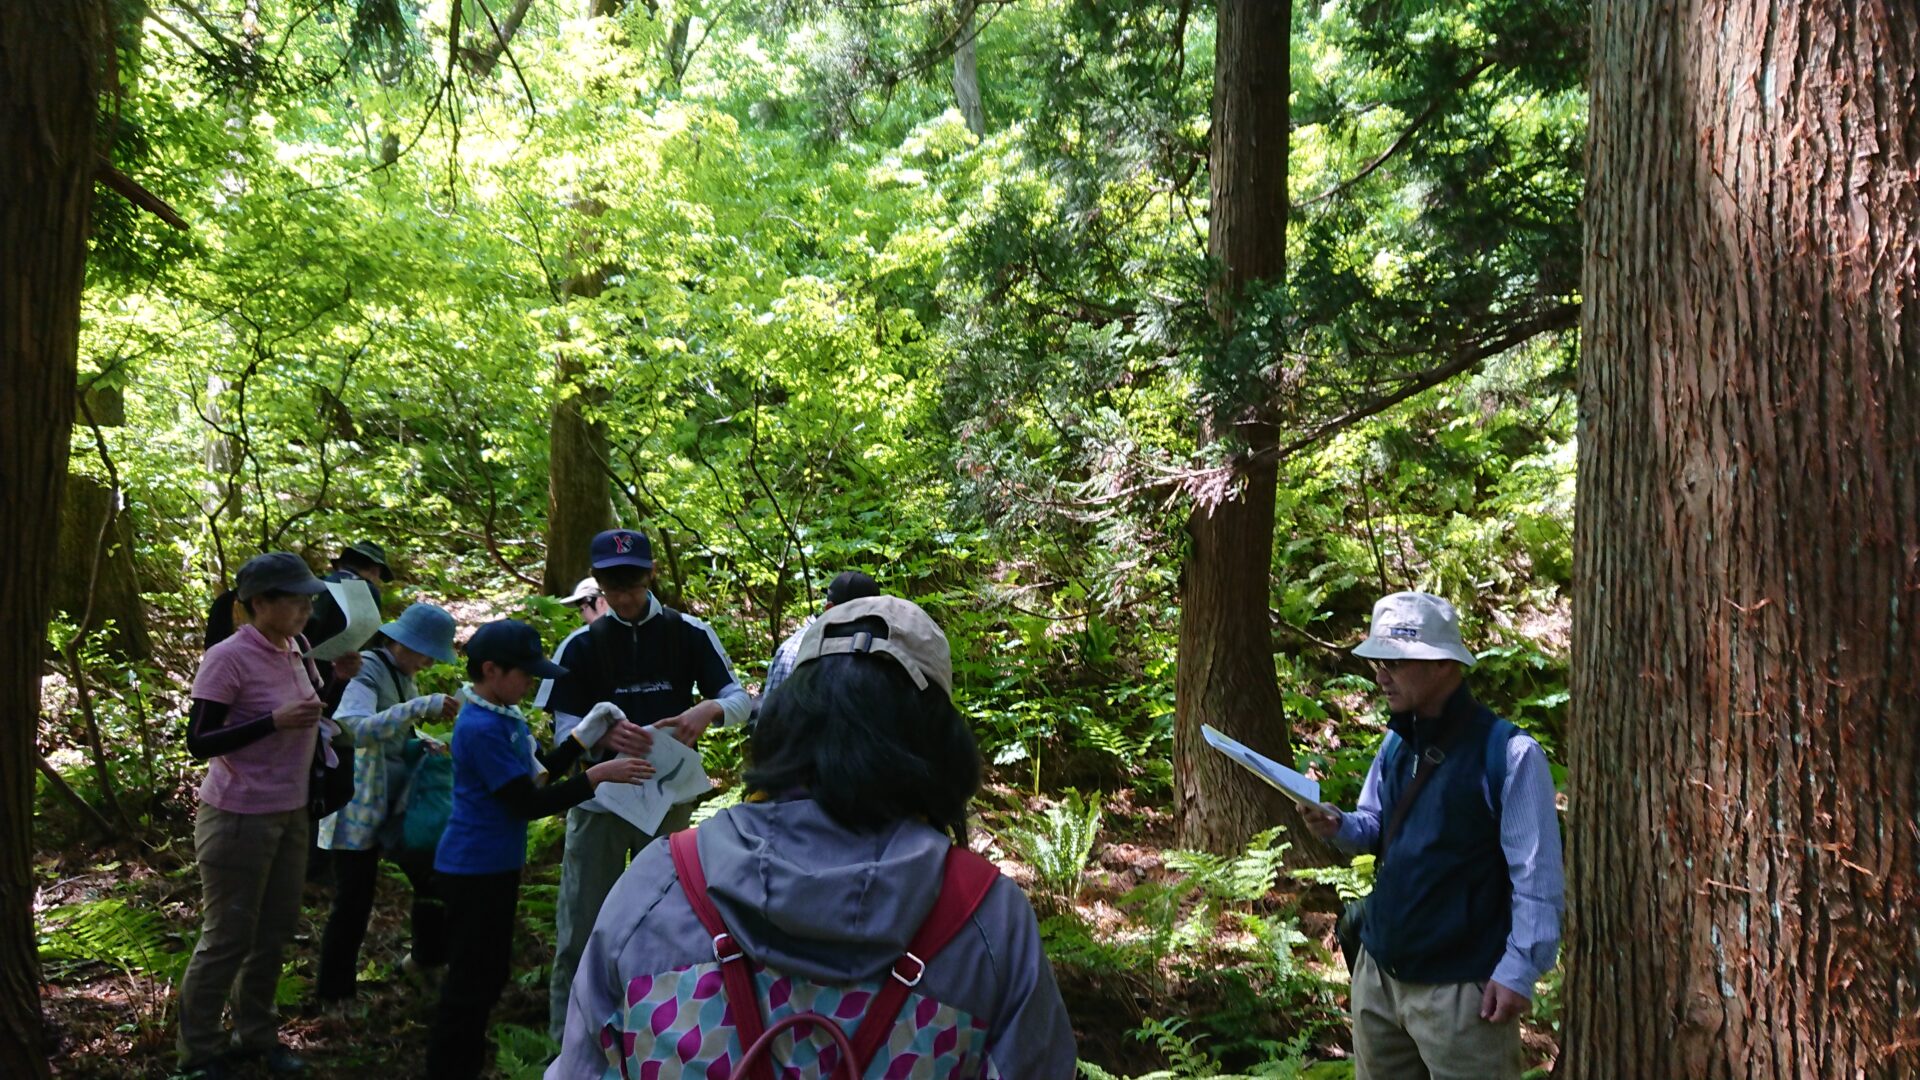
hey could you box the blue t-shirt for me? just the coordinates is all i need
[435,699,539,875]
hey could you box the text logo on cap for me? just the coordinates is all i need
[1387,625,1421,640]
[613,534,633,554]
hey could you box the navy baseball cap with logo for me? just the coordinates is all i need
[590,529,654,570]
[464,619,567,678]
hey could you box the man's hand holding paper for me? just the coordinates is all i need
[591,721,712,836]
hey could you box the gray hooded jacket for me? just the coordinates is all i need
[547,798,1076,1078]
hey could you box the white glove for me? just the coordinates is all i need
[570,701,627,751]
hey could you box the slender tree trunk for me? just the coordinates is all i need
[1566,3,1920,1077]
[1,2,109,1074]
[544,352,615,596]
[543,223,616,595]
[951,1,985,138]
[1173,0,1310,855]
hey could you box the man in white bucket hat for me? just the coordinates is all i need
[1302,591,1563,1080]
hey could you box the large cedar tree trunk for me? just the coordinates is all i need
[1,2,109,1074]
[1173,0,1309,854]
[1566,3,1920,1076]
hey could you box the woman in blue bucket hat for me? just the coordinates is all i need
[315,602,462,1007]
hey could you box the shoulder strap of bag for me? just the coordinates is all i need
[845,846,1000,1073]
[364,646,405,702]
[1484,717,1517,820]
[669,829,772,1080]
[1378,742,1444,858]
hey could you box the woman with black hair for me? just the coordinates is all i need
[549,596,1076,1079]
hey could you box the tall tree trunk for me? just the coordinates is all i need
[1566,3,1920,1077]
[951,1,985,138]
[544,349,614,595]
[1,1,109,1074]
[1172,0,1305,854]
[543,228,616,595]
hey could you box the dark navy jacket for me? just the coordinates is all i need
[1359,685,1515,984]
[546,603,733,728]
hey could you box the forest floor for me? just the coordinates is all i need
[34,776,1562,1078]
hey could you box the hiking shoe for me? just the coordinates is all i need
[263,1045,310,1074]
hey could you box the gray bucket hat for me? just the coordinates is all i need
[1351,591,1477,667]
[380,602,458,664]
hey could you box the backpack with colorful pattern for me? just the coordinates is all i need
[595,829,1002,1080]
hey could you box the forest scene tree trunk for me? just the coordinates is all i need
[1,2,109,1074]
[1566,3,1920,1076]
[1172,0,1303,855]
[951,0,985,138]
[542,216,617,595]
[544,351,615,596]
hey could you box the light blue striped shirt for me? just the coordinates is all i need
[1330,728,1565,999]
[761,616,814,700]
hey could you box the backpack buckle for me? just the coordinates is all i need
[712,932,743,963]
[891,951,926,987]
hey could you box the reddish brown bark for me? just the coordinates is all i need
[1172,0,1308,854]
[1,1,110,1075]
[1567,3,1920,1076]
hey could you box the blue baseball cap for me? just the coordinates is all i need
[464,619,566,678]
[590,529,653,570]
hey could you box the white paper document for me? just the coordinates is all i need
[593,726,713,835]
[1201,724,1322,809]
[305,579,383,662]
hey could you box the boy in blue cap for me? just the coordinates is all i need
[542,528,751,1040]
[424,620,652,1080]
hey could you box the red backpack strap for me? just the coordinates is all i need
[669,829,773,1080]
[846,846,1001,1073]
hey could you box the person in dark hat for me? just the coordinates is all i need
[423,620,652,1080]
[542,528,752,1041]
[203,539,392,688]
[761,569,880,700]
[174,554,337,1079]
[301,540,394,686]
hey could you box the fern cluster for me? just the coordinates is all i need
[996,788,1104,904]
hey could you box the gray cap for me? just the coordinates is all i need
[236,552,329,601]
[792,595,953,695]
[1351,591,1477,667]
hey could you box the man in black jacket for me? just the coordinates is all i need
[543,528,750,1041]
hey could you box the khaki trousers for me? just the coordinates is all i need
[176,804,309,1065]
[547,802,694,1042]
[1351,947,1522,1080]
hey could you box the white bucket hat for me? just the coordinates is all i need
[1351,591,1477,667]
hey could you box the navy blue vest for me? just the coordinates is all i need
[1359,687,1514,984]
